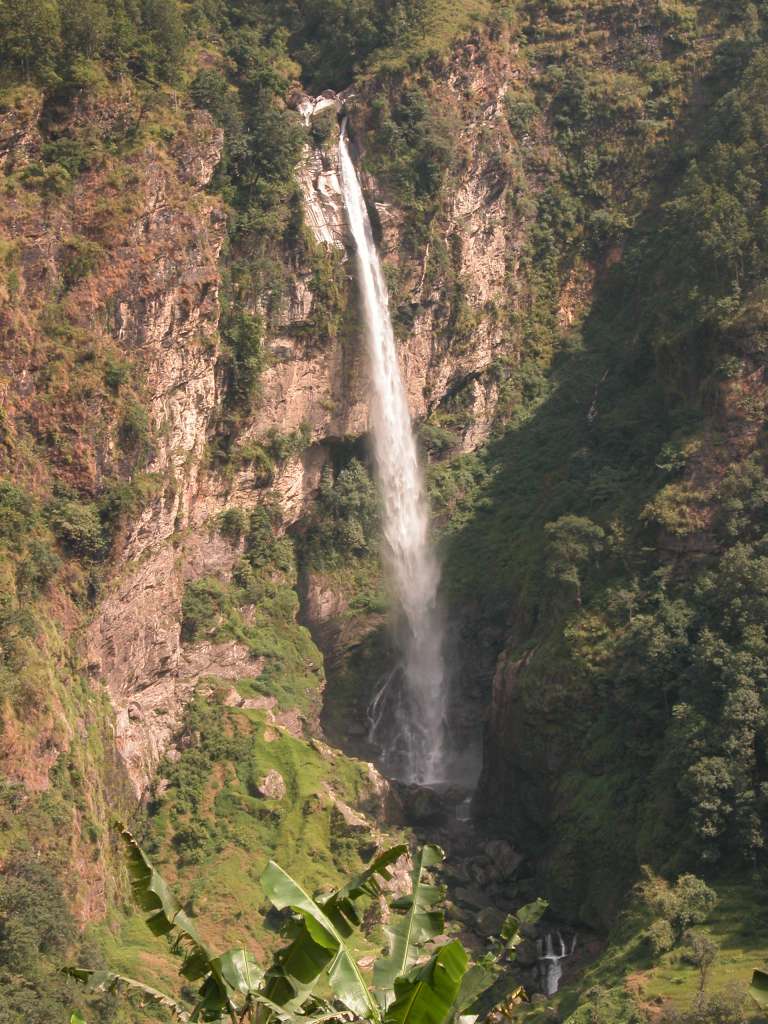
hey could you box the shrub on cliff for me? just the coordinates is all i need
[304,460,379,568]
[46,497,105,559]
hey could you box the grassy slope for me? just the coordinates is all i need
[514,882,768,1022]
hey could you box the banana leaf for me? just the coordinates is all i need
[261,846,406,1017]
[373,845,445,1009]
[448,959,498,1020]
[385,940,469,1024]
[251,991,354,1024]
[750,968,768,1008]
[323,844,408,935]
[501,898,548,951]
[64,967,191,1021]
[211,948,264,996]
[448,898,548,1022]
[119,827,213,982]
[261,861,380,1021]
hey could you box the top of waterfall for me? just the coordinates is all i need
[289,85,356,126]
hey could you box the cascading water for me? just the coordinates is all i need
[338,123,447,785]
[537,932,577,997]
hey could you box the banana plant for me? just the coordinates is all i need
[264,842,547,1024]
[259,844,408,1016]
[367,845,546,1024]
[373,844,446,1010]
[66,827,545,1024]
[65,828,283,1024]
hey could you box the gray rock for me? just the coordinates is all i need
[484,839,523,880]
[454,886,488,910]
[474,907,508,937]
[468,859,493,887]
[394,783,445,823]
[347,720,369,738]
[257,769,286,800]
[515,938,540,967]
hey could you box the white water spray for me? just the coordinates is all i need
[537,932,576,997]
[338,124,447,785]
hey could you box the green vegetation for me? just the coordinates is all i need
[516,880,768,1024]
[303,460,380,569]
[70,830,546,1023]
[4,2,768,1024]
[406,4,768,933]
[181,510,320,715]
[0,484,137,1023]
[0,0,188,86]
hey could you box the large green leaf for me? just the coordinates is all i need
[374,845,445,1009]
[385,940,469,1024]
[189,973,238,1023]
[750,968,768,1008]
[263,919,337,1012]
[119,827,213,981]
[65,967,191,1022]
[211,948,264,997]
[502,899,548,945]
[261,861,380,1021]
[449,898,548,1022]
[261,846,406,1017]
[325,845,409,935]
[448,960,498,1019]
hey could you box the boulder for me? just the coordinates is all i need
[484,839,523,880]
[241,695,278,713]
[257,769,286,800]
[454,886,488,911]
[473,907,508,937]
[468,859,494,887]
[515,938,540,967]
[393,783,446,823]
[330,796,369,835]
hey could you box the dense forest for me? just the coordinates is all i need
[2,0,768,1022]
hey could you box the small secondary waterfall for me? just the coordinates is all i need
[537,932,577,997]
[338,124,447,785]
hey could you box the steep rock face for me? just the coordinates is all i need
[0,87,42,173]
[289,34,553,452]
[357,36,540,448]
[0,90,230,800]
[4,30,593,802]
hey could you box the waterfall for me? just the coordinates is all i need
[338,124,447,785]
[537,931,576,997]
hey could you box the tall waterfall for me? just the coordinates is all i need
[338,125,447,785]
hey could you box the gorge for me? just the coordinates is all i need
[2,2,768,1023]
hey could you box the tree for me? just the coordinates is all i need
[140,0,187,80]
[682,933,718,1007]
[544,515,605,606]
[305,460,379,566]
[0,0,62,81]
[637,869,718,943]
[68,828,547,1024]
[59,0,111,61]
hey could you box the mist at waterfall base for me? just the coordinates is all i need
[338,125,449,787]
